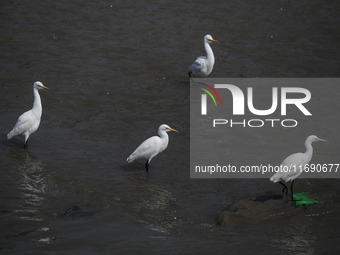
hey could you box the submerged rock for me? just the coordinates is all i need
[217,194,327,226]
[64,205,82,216]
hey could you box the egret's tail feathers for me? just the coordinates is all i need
[126,153,135,163]
[270,174,280,183]
[7,130,15,140]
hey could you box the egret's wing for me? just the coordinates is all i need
[270,152,306,182]
[280,152,306,181]
[127,136,160,162]
[9,110,34,137]
[188,56,207,75]
[281,153,305,169]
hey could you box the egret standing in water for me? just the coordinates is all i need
[127,124,179,172]
[7,81,49,148]
[188,34,219,78]
[270,135,327,200]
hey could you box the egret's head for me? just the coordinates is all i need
[160,124,179,133]
[34,81,49,90]
[205,34,219,44]
[308,135,327,143]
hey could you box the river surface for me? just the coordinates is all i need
[1,0,340,254]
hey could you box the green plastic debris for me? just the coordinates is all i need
[293,192,323,207]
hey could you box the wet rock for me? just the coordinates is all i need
[63,205,108,219]
[64,205,82,216]
[217,194,328,226]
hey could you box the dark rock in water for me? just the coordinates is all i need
[64,205,82,216]
[63,205,108,219]
[217,194,327,226]
[217,197,285,226]
[255,194,283,201]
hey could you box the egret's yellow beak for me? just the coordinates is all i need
[209,39,219,43]
[317,138,327,142]
[169,128,179,133]
[42,86,50,90]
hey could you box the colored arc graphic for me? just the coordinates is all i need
[197,82,223,106]
[198,88,217,105]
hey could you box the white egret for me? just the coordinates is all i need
[188,34,219,78]
[270,135,327,200]
[126,124,179,172]
[7,81,49,148]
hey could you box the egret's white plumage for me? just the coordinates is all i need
[7,81,49,147]
[270,135,327,199]
[188,34,219,78]
[127,124,179,171]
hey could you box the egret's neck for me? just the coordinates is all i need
[159,130,169,139]
[158,130,169,149]
[32,88,42,116]
[304,141,314,161]
[204,41,215,65]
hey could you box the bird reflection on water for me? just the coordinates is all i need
[8,149,50,210]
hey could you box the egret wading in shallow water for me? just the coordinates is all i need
[188,34,219,78]
[270,135,327,201]
[126,124,179,172]
[7,81,49,148]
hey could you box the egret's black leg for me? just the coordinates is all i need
[188,72,192,78]
[23,139,29,149]
[145,160,149,172]
[290,180,301,202]
[290,180,294,200]
[279,181,288,195]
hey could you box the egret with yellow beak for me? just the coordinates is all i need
[127,124,179,172]
[270,135,327,200]
[188,34,219,78]
[7,81,49,148]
